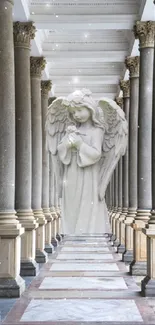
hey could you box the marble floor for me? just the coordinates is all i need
[1,235,155,324]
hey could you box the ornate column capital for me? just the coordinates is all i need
[48,97,57,106]
[41,80,52,95]
[125,56,140,78]
[13,21,36,48]
[30,57,46,78]
[119,80,130,98]
[115,97,123,108]
[134,21,155,49]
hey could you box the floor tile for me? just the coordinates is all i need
[20,299,143,322]
[56,253,113,260]
[39,276,128,290]
[50,262,119,271]
[61,246,109,252]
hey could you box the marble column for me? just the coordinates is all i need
[41,80,54,253]
[14,22,38,276]
[113,158,122,247]
[123,57,140,263]
[114,97,124,250]
[109,173,115,228]
[49,154,58,247]
[118,81,130,256]
[115,97,126,253]
[130,21,154,275]
[111,166,118,241]
[141,23,155,296]
[0,0,25,297]
[54,177,62,241]
[30,57,47,263]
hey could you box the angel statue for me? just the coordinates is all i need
[46,89,128,235]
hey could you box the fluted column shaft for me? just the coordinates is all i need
[124,58,139,262]
[14,21,38,276]
[30,57,47,263]
[141,21,155,296]
[0,0,25,297]
[130,21,154,276]
[117,82,130,253]
[114,97,124,247]
[41,80,54,253]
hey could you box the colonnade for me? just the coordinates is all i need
[106,21,155,297]
[0,1,61,297]
[0,0,155,299]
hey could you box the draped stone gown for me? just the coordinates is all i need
[58,125,110,235]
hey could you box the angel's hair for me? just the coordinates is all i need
[62,89,105,129]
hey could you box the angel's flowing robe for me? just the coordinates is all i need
[57,126,110,235]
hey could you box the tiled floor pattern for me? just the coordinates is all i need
[1,235,155,324]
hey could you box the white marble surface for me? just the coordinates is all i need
[21,299,143,322]
[62,246,109,252]
[39,276,127,290]
[64,241,108,246]
[57,253,113,260]
[50,262,119,271]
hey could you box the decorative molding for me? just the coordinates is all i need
[125,56,140,78]
[41,80,52,95]
[30,57,46,77]
[115,97,123,108]
[13,21,36,48]
[134,21,155,49]
[119,80,130,98]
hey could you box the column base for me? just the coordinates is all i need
[51,237,58,247]
[20,259,39,276]
[45,243,54,254]
[122,250,133,264]
[110,234,116,241]
[113,239,120,247]
[0,275,25,298]
[35,249,48,263]
[141,275,155,297]
[129,261,147,276]
[117,244,126,254]
[56,233,62,241]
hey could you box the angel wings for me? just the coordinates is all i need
[46,90,128,202]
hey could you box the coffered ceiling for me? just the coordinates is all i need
[15,0,153,99]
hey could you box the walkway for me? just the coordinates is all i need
[1,235,155,324]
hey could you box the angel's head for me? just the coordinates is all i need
[62,89,104,128]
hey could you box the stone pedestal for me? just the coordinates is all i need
[141,227,155,296]
[13,22,38,276]
[130,21,154,275]
[41,80,54,254]
[30,57,47,263]
[0,0,25,297]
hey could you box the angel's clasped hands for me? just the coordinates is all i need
[67,132,83,149]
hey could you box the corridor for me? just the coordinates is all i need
[1,235,155,324]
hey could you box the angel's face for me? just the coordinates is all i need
[72,106,91,123]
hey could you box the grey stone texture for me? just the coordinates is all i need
[30,57,47,261]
